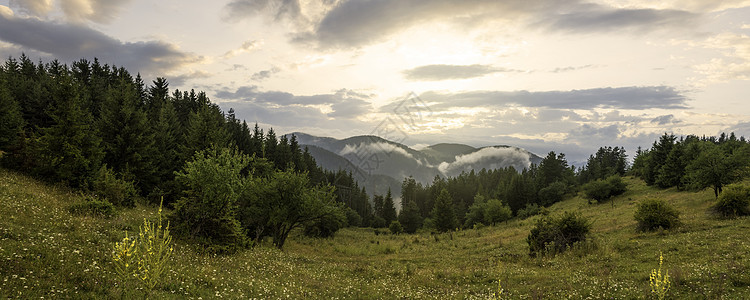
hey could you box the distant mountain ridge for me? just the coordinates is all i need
[288,132,543,199]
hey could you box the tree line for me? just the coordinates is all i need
[0,55,373,250]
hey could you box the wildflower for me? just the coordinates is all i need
[650,251,671,300]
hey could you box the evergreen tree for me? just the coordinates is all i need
[98,77,155,190]
[0,74,25,163]
[398,199,422,234]
[432,188,457,232]
[382,188,397,225]
[181,103,230,162]
[33,70,103,188]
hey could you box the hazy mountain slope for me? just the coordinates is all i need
[288,132,543,197]
[419,143,477,165]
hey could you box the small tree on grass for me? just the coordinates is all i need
[634,199,680,231]
[527,212,591,256]
[484,199,512,225]
[171,147,248,253]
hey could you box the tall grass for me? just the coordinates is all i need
[1,170,749,298]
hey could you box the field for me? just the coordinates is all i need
[1,167,749,299]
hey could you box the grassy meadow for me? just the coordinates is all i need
[1,167,749,299]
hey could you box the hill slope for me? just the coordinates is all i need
[290,132,543,197]
[1,169,749,298]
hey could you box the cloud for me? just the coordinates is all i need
[340,142,418,162]
[437,146,532,175]
[59,0,134,23]
[221,40,262,59]
[723,121,750,137]
[223,0,304,22]
[216,86,372,119]
[402,64,521,81]
[290,0,697,48]
[169,70,213,87]
[414,86,689,111]
[251,67,281,81]
[541,7,697,34]
[550,64,595,73]
[651,114,681,125]
[0,13,202,74]
[8,0,52,17]
[693,33,750,83]
[10,0,133,23]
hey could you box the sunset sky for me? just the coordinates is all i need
[1,0,749,163]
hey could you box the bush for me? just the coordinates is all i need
[92,166,137,207]
[527,211,591,256]
[538,181,568,206]
[372,216,387,228]
[484,199,512,225]
[389,220,403,234]
[582,175,627,203]
[713,184,750,218]
[517,203,548,219]
[69,195,116,218]
[171,148,249,253]
[344,207,362,227]
[303,208,347,238]
[634,199,680,231]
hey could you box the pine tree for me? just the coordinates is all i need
[98,77,155,191]
[432,188,457,232]
[382,188,397,225]
[0,73,25,162]
[181,103,230,162]
[398,199,422,234]
[33,69,103,188]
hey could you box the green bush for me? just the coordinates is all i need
[92,166,137,207]
[582,175,627,203]
[303,208,347,238]
[484,199,512,225]
[171,148,249,253]
[389,220,404,234]
[344,207,362,227]
[713,184,750,218]
[538,181,568,206]
[634,199,680,231]
[527,211,591,256]
[517,203,548,219]
[69,195,116,218]
[372,216,387,228]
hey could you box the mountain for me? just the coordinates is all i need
[289,132,543,200]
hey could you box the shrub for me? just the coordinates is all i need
[389,220,403,234]
[634,199,680,231]
[303,208,347,238]
[69,195,116,218]
[713,184,750,218]
[527,211,591,256]
[344,207,362,227]
[582,175,627,203]
[372,216,387,228]
[538,181,568,206]
[171,147,249,253]
[484,199,512,225]
[92,166,137,207]
[517,203,546,219]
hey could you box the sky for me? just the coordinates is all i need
[1,0,749,164]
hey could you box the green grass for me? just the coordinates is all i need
[1,169,749,298]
